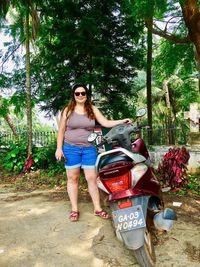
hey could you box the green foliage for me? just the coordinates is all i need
[0,87,27,122]
[186,171,200,195]
[187,183,200,195]
[0,142,27,173]
[153,75,198,125]
[33,144,65,175]
[154,41,195,82]
[0,73,12,89]
[177,170,200,196]
[0,142,65,174]
[0,97,10,117]
[32,0,145,117]
[131,0,168,18]
[169,76,199,113]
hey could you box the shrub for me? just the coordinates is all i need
[33,144,65,174]
[1,142,27,173]
[0,142,65,175]
[157,146,190,189]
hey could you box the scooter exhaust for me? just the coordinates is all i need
[153,208,177,231]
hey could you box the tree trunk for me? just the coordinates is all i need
[4,115,19,138]
[0,95,19,138]
[181,0,200,92]
[163,80,175,145]
[146,17,153,145]
[25,11,32,156]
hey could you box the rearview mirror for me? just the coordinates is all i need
[136,108,146,118]
[88,132,98,143]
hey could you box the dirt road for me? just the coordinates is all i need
[0,188,200,267]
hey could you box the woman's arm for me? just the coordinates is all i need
[92,106,131,128]
[55,108,68,160]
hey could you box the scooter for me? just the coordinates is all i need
[88,108,177,267]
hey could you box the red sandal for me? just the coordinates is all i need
[94,210,110,219]
[69,211,79,222]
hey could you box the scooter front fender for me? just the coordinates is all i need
[111,196,150,250]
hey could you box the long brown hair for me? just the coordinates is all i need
[62,84,95,120]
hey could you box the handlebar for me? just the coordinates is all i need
[97,123,149,151]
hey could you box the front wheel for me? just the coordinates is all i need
[133,229,156,267]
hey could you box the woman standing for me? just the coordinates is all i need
[55,84,131,222]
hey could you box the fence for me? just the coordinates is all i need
[140,126,189,146]
[0,126,189,148]
[0,131,57,147]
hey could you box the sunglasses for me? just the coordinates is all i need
[74,91,86,96]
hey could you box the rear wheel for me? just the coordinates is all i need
[133,228,156,267]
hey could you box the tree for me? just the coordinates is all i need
[146,15,153,144]
[163,79,175,144]
[32,0,144,118]
[144,0,200,92]
[153,38,199,114]
[131,0,200,145]
[130,0,168,144]
[0,0,40,156]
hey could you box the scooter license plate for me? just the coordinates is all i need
[112,205,146,232]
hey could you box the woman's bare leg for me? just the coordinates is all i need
[83,169,102,211]
[66,168,80,212]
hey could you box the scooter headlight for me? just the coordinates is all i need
[131,163,148,186]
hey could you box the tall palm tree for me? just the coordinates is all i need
[0,0,39,156]
[146,15,153,145]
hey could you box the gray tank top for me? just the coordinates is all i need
[64,111,95,146]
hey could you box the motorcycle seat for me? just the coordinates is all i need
[99,154,132,169]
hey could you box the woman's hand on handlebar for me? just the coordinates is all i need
[121,118,132,124]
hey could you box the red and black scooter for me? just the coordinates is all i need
[88,108,177,267]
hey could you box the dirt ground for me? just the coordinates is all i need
[0,182,200,267]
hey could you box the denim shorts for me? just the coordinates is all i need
[63,143,97,169]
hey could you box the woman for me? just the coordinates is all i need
[55,84,131,222]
